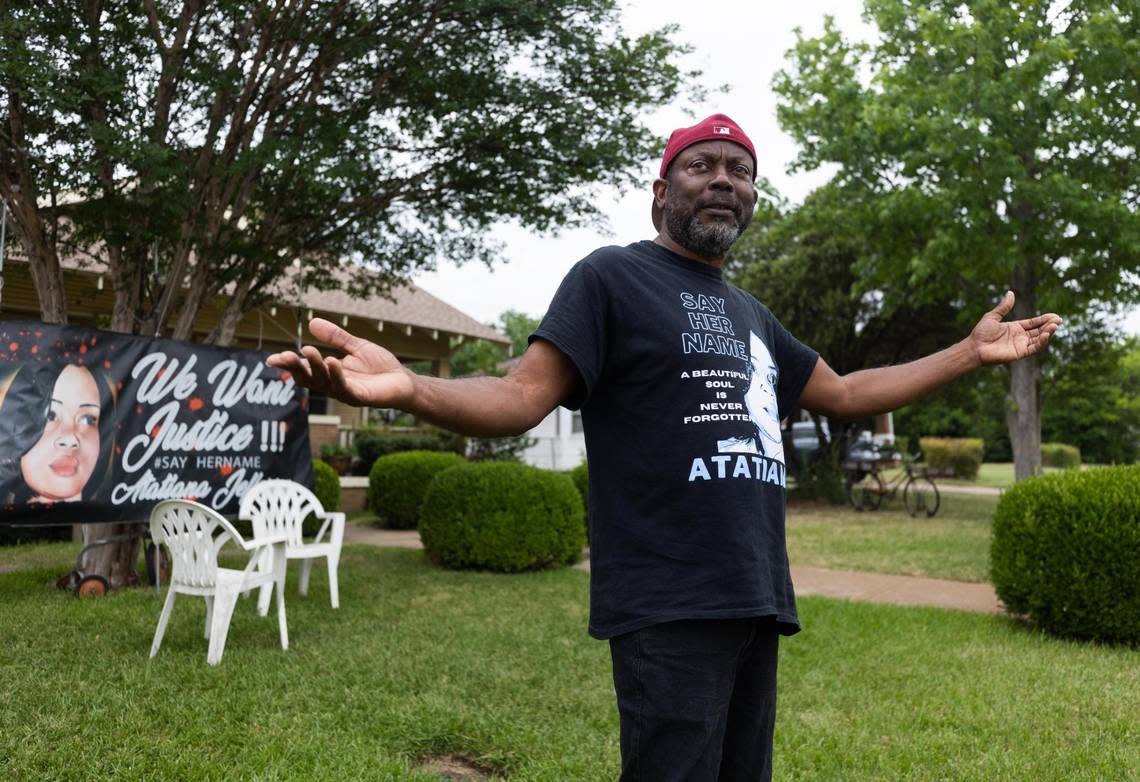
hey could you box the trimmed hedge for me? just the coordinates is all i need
[991,465,1140,644]
[1041,442,1081,469]
[919,436,984,479]
[351,427,465,474]
[368,450,467,529]
[419,462,585,572]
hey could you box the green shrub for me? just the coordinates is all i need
[790,457,848,504]
[351,427,465,475]
[567,461,590,542]
[368,450,467,529]
[1041,442,1081,469]
[419,462,585,572]
[919,437,984,479]
[991,465,1140,644]
[567,461,588,513]
[312,459,341,512]
[303,459,342,536]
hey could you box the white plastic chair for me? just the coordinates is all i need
[239,479,345,611]
[148,499,288,666]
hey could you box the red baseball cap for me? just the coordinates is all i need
[659,113,756,179]
[652,113,756,231]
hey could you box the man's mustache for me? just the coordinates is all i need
[696,198,744,221]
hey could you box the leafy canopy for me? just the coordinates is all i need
[774,0,1140,319]
[1,0,698,337]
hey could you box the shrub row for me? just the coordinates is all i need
[1041,442,1081,469]
[991,465,1140,644]
[919,437,984,479]
[351,427,466,475]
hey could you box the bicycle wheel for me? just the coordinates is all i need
[903,475,941,517]
[847,472,884,512]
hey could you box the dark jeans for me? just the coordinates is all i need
[609,618,779,782]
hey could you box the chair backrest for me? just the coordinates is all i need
[239,479,324,547]
[150,499,240,588]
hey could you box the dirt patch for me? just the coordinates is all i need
[415,754,498,781]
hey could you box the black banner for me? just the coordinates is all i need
[0,322,312,526]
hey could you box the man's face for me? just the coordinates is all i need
[20,365,101,502]
[658,140,757,258]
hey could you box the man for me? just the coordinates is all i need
[267,114,1060,781]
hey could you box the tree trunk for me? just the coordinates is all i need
[205,276,252,346]
[20,223,68,324]
[108,244,143,333]
[1006,357,1042,481]
[1006,262,1043,481]
[170,255,213,341]
[80,524,141,589]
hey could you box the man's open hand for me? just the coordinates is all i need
[266,318,416,408]
[970,292,1062,366]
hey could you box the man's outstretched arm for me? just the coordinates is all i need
[799,292,1062,420]
[266,318,578,437]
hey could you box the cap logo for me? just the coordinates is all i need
[713,126,731,135]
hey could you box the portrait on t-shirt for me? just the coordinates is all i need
[716,331,784,463]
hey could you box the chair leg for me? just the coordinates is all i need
[257,583,272,617]
[150,589,177,659]
[206,591,239,666]
[204,595,214,639]
[327,555,339,609]
[275,547,289,651]
[299,558,313,596]
[255,547,273,615]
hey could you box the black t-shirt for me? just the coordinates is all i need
[532,240,819,639]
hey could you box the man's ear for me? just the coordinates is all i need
[652,177,668,207]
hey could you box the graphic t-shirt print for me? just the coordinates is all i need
[716,331,783,463]
[677,292,786,488]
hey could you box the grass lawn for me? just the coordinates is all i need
[787,493,997,582]
[878,462,1095,490]
[1,546,1137,781]
[0,538,82,574]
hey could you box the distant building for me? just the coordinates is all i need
[494,356,585,470]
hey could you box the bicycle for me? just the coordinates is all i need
[843,452,940,517]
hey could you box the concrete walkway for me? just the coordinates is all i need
[937,483,1002,497]
[789,565,1001,613]
[343,526,1003,615]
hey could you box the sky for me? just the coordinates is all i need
[413,1,1140,337]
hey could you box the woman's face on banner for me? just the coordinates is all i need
[20,365,101,502]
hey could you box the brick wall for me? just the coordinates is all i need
[308,415,341,458]
[340,477,368,513]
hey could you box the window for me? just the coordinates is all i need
[309,392,329,415]
[571,412,583,434]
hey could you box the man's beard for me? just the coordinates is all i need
[664,189,752,258]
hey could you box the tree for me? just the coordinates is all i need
[893,321,1140,466]
[773,0,1140,480]
[449,309,540,377]
[728,182,962,485]
[0,0,695,587]
[1041,322,1140,464]
[1,0,696,339]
